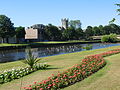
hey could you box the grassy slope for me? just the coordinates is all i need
[0,46,120,90]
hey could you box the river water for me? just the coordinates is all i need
[0,43,120,63]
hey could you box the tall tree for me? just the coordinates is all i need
[15,26,26,43]
[69,20,82,29]
[103,25,112,35]
[85,26,93,38]
[62,27,76,40]
[45,24,62,41]
[92,26,101,36]
[76,28,84,39]
[0,15,15,43]
[109,24,120,34]
[99,25,104,35]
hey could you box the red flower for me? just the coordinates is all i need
[52,83,56,86]
[40,88,43,90]
[34,82,37,84]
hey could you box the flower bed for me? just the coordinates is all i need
[23,49,120,90]
[0,63,49,84]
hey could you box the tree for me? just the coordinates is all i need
[103,25,112,35]
[15,26,26,43]
[85,26,93,39]
[99,25,104,35]
[62,27,76,40]
[76,28,84,39]
[109,4,120,24]
[92,26,101,36]
[116,4,120,15]
[109,24,120,34]
[0,15,15,43]
[45,24,62,41]
[69,20,82,29]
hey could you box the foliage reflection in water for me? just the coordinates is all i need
[0,43,120,63]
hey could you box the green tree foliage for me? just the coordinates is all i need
[76,28,84,39]
[103,24,120,35]
[101,34,118,43]
[15,26,26,43]
[0,15,15,43]
[116,4,120,15]
[45,24,62,41]
[109,18,116,24]
[62,27,76,40]
[109,24,120,34]
[69,20,82,29]
[93,26,101,36]
[85,26,93,39]
[99,25,104,35]
[103,25,112,35]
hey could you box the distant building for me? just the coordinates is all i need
[61,18,69,29]
[25,19,69,42]
[25,24,45,42]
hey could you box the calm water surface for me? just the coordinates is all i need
[0,43,120,63]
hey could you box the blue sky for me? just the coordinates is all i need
[0,0,120,29]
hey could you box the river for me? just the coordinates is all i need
[0,43,120,63]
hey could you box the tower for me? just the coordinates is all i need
[61,18,69,29]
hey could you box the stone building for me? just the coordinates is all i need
[61,18,69,29]
[25,24,45,42]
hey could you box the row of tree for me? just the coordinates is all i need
[0,15,120,43]
[44,24,120,41]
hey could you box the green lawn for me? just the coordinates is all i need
[0,45,120,90]
[63,53,120,90]
[0,40,98,47]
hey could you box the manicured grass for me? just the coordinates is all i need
[63,53,120,90]
[0,43,28,47]
[0,45,120,90]
[0,40,99,47]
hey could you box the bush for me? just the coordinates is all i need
[23,48,40,68]
[101,34,118,43]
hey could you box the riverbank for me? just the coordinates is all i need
[0,40,100,50]
[0,45,120,90]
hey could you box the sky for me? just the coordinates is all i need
[0,0,120,29]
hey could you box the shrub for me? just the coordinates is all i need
[23,48,40,68]
[101,34,118,43]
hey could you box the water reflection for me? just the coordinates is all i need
[0,44,82,63]
[0,43,120,63]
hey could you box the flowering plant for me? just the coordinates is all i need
[0,63,49,84]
